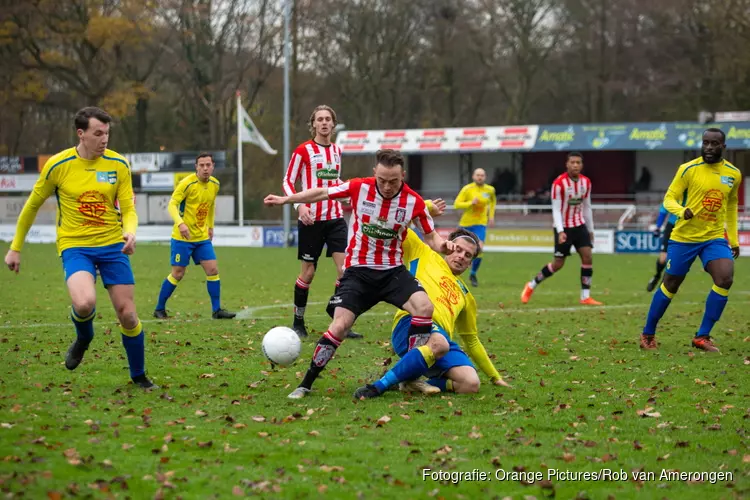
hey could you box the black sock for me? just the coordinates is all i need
[300,331,341,390]
[655,260,666,278]
[294,277,310,323]
[581,266,593,290]
[534,264,555,284]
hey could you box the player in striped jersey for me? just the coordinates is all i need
[521,152,603,305]
[265,149,456,399]
[282,105,361,339]
[4,107,156,388]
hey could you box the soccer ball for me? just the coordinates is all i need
[262,326,301,366]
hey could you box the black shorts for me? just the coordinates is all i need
[554,225,592,258]
[327,266,425,318]
[661,222,674,253]
[297,218,348,263]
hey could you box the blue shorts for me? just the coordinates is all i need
[460,225,487,242]
[392,315,474,379]
[666,238,733,276]
[170,238,216,266]
[61,242,134,286]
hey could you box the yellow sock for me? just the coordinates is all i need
[120,320,142,337]
[417,345,436,367]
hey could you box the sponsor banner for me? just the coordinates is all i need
[615,231,662,253]
[123,152,174,173]
[0,157,23,173]
[0,224,57,244]
[174,172,192,187]
[140,172,175,191]
[263,226,299,247]
[431,227,614,254]
[336,126,539,154]
[0,175,38,192]
[533,121,750,151]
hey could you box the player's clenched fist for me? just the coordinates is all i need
[4,249,20,273]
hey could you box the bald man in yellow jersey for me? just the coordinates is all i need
[454,168,496,287]
[354,201,510,399]
[3,107,156,388]
[640,128,741,353]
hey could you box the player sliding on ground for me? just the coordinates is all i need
[264,149,455,399]
[640,128,741,352]
[521,152,602,306]
[353,221,511,400]
[3,107,156,389]
[153,153,236,320]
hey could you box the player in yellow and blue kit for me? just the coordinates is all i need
[454,168,496,287]
[640,128,741,352]
[354,224,511,399]
[3,107,156,388]
[154,153,236,319]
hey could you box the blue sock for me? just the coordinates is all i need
[71,307,95,345]
[471,257,482,276]
[427,377,448,391]
[207,275,221,312]
[373,345,434,393]
[697,285,729,337]
[121,322,145,378]
[643,283,674,335]
[156,274,179,310]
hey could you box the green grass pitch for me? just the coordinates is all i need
[0,244,747,499]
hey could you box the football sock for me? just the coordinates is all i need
[156,274,179,310]
[294,277,310,322]
[206,274,221,312]
[407,315,432,351]
[697,285,729,337]
[529,263,555,289]
[299,331,341,390]
[580,265,593,300]
[643,283,674,335]
[427,378,454,392]
[470,257,482,276]
[373,345,436,393]
[655,259,666,279]
[71,307,95,345]
[121,320,145,378]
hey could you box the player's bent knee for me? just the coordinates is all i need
[428,334,449,358]
[455,375,480,394]
[118,311,139,330]
[172,267,186,280]
[71,298,96,317]
[715,275,733,290]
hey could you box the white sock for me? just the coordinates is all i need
[528,280,537,290]
[581,289,590,300]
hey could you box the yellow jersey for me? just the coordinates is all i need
[664,157,741,247]
[11,147,137,255]
[168,173,219,241]
[393,229,501,382]
[454,182,496,227]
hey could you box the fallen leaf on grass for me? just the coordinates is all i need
[195,410,207,417]
[743,455,750,463]
[400,414,410,420]
[633,441,643,450]
[376,415,391,427]
[251,416,266,423]
[199,373,215,379]
[468,432,483,439]
[232,485,244,496]
[657,454,670,461]
[636,407,661,418]
[197,441,213,448]
[705,424,721,431]
[319,465,344,472]
[308,430,320,436]
[122,443,134,450]
[562,453,575,463]
[434,445,452,455]
[675,441,689,448]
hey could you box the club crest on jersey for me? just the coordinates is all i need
[720,175,734,187]
[97,171,117,184]
[395,208,407,223]
[316,165,339,179]
[334,153,341,163]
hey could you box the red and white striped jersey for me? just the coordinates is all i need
[283,140,343,221]
[551,173,592,231]
[328,178,434,269]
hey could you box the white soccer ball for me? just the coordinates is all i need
[262,326,301,366]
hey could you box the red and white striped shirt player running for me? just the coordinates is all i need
[265,149,456,399]
[521,152,603,306]
[282,105,359,340]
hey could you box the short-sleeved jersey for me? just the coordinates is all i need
[10,147,136,255]
[455,182,496,227]
[328,178,434,269]
[283,140,344,221]
[393,229,477,338]
[664,157,742,246]
[551,173,592,229]
[168,173,220,242]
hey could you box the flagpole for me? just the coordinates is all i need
[236,91,244,227]
[282,0,291,247]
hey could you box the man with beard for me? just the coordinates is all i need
[640,128,741,352]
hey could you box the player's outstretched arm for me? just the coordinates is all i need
[459,333,511,388]
[663,168,689,218]
[264,187,329,206]
[453,186,472,210]
[423,230,455,255]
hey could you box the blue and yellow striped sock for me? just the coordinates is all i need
[643,283,674,335]
[697,285,729,337]
[121,320,145,378]
[156,274,179,310]
[71,307,95,345]
[206,274,221,312]
[427,378,453,392]
[373,345,436,393]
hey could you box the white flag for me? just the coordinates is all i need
[238,103,277,155]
